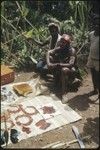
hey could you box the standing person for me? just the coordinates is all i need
[28,23,61,76]
[87,14,99,98]
[46,34,81,102]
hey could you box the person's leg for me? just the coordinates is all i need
[42,64,48,77]
[36,60,44,73]
[36,60,48,77]
[61,67,70,95]
[91,68,98,94]
[53,69,61,87]
[60,67,71,103]
[95,70,100,98]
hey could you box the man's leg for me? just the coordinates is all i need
[90,68,98,94]
[53,69,61,87]
[61,67,71,103]
[36,60,44,72]
[61,67,70,95]
[36,60,48,77]
[95,70,100,98]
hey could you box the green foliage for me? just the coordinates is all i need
[78,68,87,78]
[1,1,93,71]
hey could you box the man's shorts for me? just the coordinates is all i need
[36,60,48,71]
[87,56,99,71]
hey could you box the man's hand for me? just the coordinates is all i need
[48,63,55,69]
[59,63,72,68]
[48,63,59,69]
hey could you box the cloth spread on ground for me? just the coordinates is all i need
[1,77,81,147]
[1,76,48,110]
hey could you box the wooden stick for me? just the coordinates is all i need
[1,15,35,50]
[42,136,90,148]
[52,135,90,148]
[1,32,26,45]
[42,141,61,148]
[77,42,88,55]
[72,125,85,148]
[66,135,90,146]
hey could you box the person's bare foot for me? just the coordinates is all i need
[61,94,68,104]
[72,78,82,85]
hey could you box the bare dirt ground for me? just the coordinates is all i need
[6,71,99,149]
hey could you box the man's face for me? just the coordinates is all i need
[49,27,58,36]
[59,38,68,48]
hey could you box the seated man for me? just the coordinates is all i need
[46,34,81,101]
[27,23,61,77]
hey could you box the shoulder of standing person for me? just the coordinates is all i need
[88,31,95,43]
[69,46,76,56]
[89,31,95,37]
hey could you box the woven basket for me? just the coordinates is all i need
[1,65,15,85]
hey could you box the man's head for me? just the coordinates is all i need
[48,23,60,36]
[59,34,71,48]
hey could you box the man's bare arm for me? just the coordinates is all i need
[60,48,76,68]
[69,48,76,66]
[46,50,51,66]
[28,36,50,47]
[46,47,60,68]
[33,38,50,46]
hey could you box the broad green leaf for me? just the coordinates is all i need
[24,29,33,38]
[21,5,29,17]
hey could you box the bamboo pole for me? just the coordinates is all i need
[2,32,26,45]
[77,42,88,55]
[1,15,34,49]
[15,1,38,32]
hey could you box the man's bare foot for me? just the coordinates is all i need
[61,94,68,104]
[72,78,82,85]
